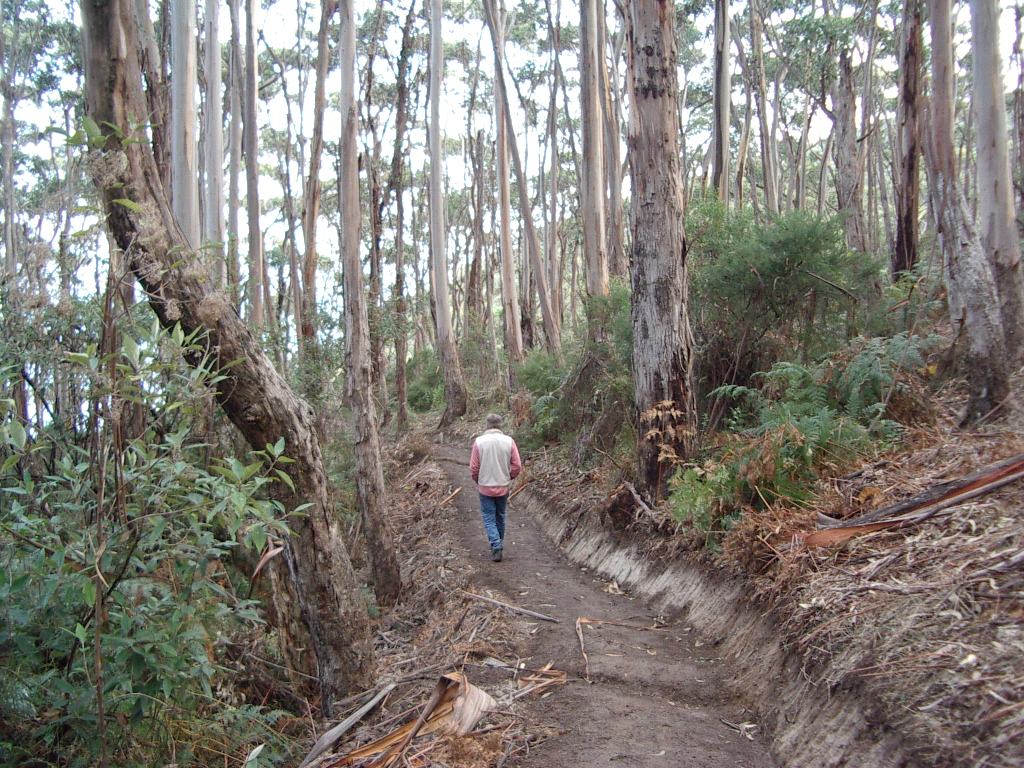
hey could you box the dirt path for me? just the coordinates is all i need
[434,443,775,768]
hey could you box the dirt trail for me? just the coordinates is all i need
[434,443,775,768]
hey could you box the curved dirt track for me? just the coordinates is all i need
[434,443,775,768]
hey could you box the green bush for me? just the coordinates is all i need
[406,349,443,413]
[689,204,884,408]
[0,323,297,766]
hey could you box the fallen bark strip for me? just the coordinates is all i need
[803,464,1024,548]
[460,590,560,623]
[819,452,1024,529]
[296,683,396,768]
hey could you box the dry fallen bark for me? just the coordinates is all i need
[803,453,1024,547]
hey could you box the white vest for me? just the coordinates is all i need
[475,429,514,487]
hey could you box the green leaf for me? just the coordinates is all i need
[7,420,26,450]
[2,453,22,472]
[74,623,88,647]
[113,198,144,214]
[122,336,140,367]
[82,579,97,607]
[275,469,295,492]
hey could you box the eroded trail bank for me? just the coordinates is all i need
[434,442,775,768]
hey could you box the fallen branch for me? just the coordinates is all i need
[296,683,396,768]
[576,617,667,632]
[460,590,560,623]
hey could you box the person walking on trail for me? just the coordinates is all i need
[470,414,522,562]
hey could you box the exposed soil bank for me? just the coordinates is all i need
[515,484,924,768]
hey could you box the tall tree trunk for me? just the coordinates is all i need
[300,0,337,347]
[893,0,922,276]
[711,0,730,201]
[483,0,561,356]
[833,48,867,252]
[972,0,1024,368]
[244,0,264,326]
[387,2,417,431]
[603,11,627,280]
[80,0,374,699]
[488,0,523,368]
[171,0,200,249]
[1,13,17,279]
[226,0,243,303]
[926,0,1008,422]
[203,0,225,279]
[580,0,609,306]
[626,0,698,503]
[339,0,401,606]
[429,0,469,427]
[749,0,778,215]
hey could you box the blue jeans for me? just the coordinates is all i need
[478,492,508,552]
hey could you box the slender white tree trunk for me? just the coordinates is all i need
[244,0,264,326]
[491,3,523,367]
[171,0,200,249]
[580,0,609,300]
[429,0,468,426]
[203,0,225,279]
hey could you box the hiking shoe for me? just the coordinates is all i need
[491,547,503,562]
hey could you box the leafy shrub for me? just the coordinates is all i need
[689,204,884,414]
[0,323,298,766]
[406,349,443,413]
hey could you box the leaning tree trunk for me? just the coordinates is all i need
[626,0,698,503]
[203,0,225,278]
[80,0,374,699]
[483,0,561,356]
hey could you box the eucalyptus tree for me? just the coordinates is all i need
[244,0,265,325]
[627,0,697,502]
[580,0,609,311]
[80,0,375,698]
[483,0,560,356]
[893,0,923,276]
[203,0,225,275]
[926,0,1008,422]
[170,0,199,249]
[489,0,523,368]
[339,0,401,605]
[711,0,730,201]
[429,0,468,426]
[971,0,1024,368]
